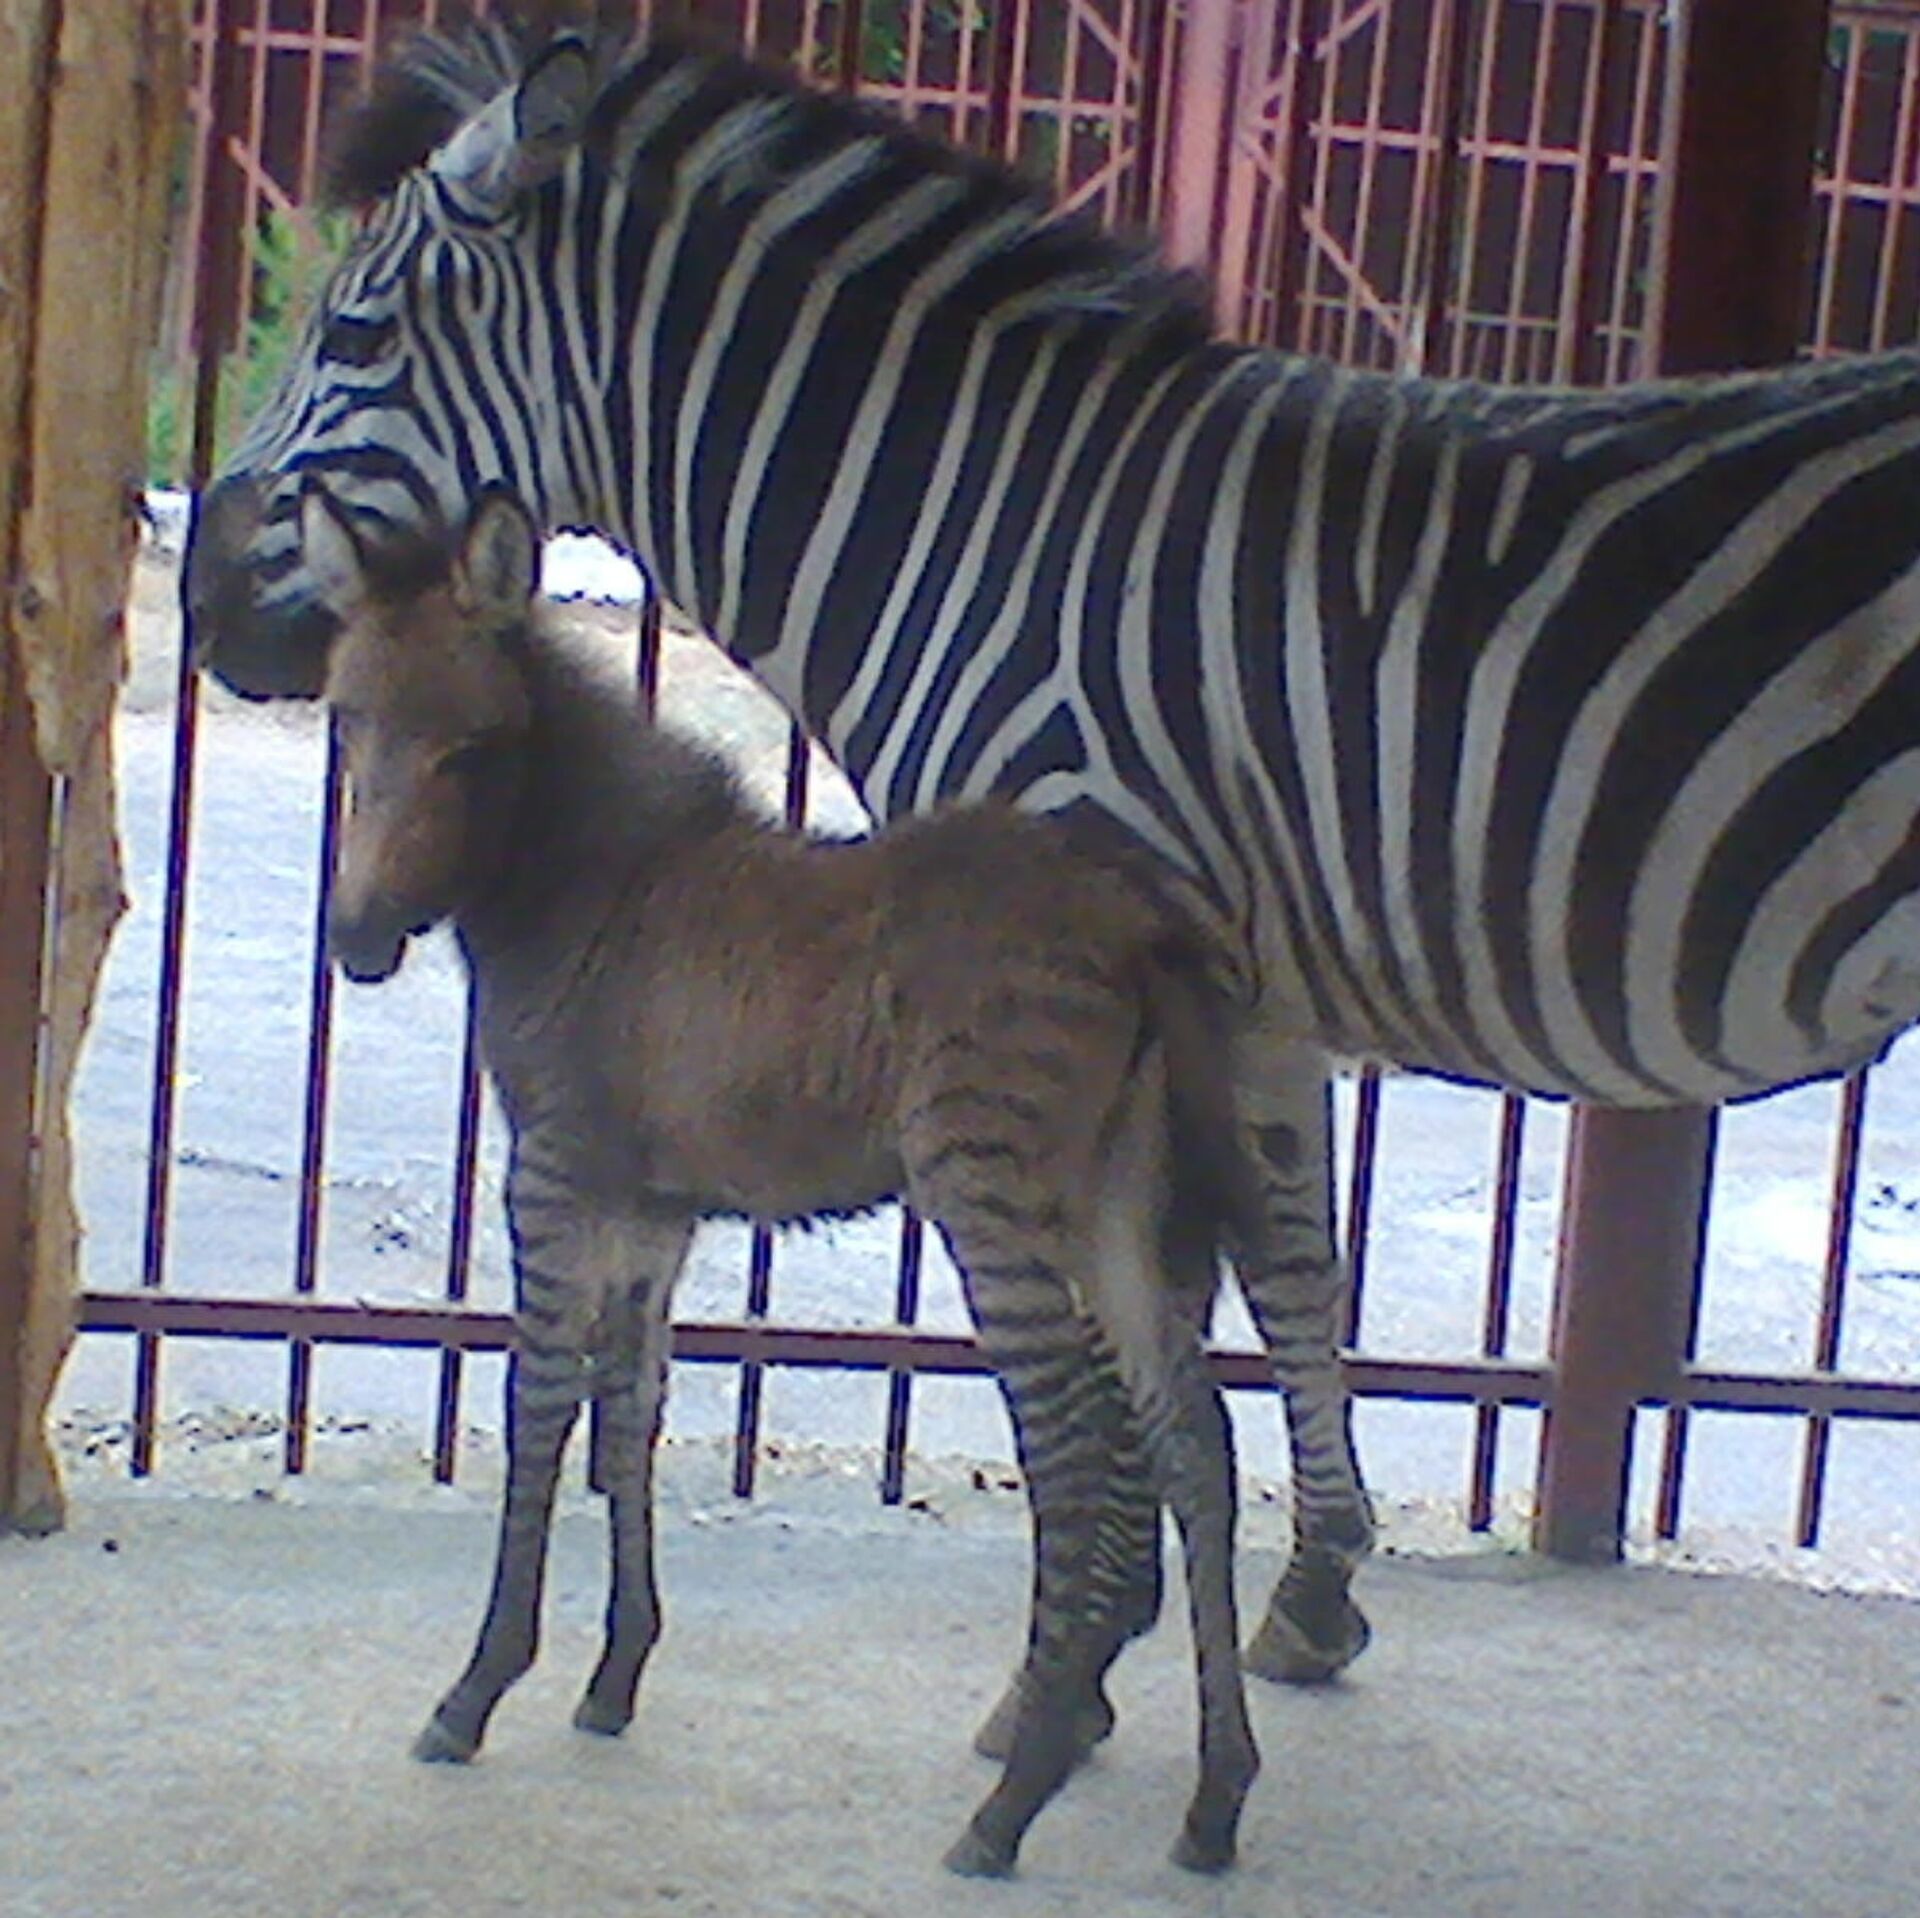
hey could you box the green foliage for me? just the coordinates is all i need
[808,1,987,88]
[146,206,356,487]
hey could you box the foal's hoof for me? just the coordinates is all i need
[942,1827,1017,1879]
[1243,1597,1371,1686]
[411,1716,479,1764]
[572,1694,633,1738]
[1169,1824,1238,1875]
[972,1677,1113,1763]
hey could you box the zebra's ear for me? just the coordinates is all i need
[299,482,370,618]
[456,488,541,620]
[427,35,593,221]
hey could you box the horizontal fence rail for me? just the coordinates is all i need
[56,0,1920,1568]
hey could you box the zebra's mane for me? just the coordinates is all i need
[324,3,1216,348]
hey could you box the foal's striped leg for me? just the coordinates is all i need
[412,1341,581,1762]
[414,1135,682,1761]
[574,1212,695,1739]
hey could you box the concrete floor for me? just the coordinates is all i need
[6,1450,1920,1918]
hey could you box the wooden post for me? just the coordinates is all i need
[0,0,184,1533]
[1533,0,1831,1564]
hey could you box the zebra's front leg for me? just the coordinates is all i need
[413,1343,582,1762]
[1231,1042,1375,1684]
[573,1213,693,1739]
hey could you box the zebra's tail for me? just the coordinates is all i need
[1145,946,1266,1266]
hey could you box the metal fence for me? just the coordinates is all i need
[68,0,1920,1563]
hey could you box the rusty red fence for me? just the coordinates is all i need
[61,0,1920,1564]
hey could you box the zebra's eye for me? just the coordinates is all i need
[318,314,394,367]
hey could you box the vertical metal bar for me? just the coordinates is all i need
[637,583,662,721]
[1341,0,1399,365]
[729,717,814,1502]
[1610,3,1667,381]
[1296,0,1344,354]
[879,1210,925,1505]
[731,1224,777,1500]
[1865,28,1920,351]
[1447,0,1500,378]
[297,0,332,203]
[1263,0,1330,350]
[834,0,865,90]
[1126,0,1172,232]
[1796,1068,1869,1547]
[1405,0,1477,375]
[1653,1152,1714,1542]
[129,596,201,1479]
[1495,0,1560,382]
[1558,0,1627,385]
[1809,19,1863,356]
[284,729,345,1475]
[431,997,486,1484]
[1468,1094,1526,1530]
[1341,1064,1382,1347]
[983,0,1023,162]
[132,0,248,1476]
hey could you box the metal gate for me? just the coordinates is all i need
[33,0,1920,1568]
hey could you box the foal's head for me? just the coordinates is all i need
[302,485,540,982]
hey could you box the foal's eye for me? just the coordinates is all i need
[441,730,514,781]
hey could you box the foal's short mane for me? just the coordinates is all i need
[323,3,1216,352]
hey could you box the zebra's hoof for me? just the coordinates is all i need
[1170,1824,1237,1875]
[943,1827,1017,1879]
[411,1716,478,1764]
[572,1694,632,1738]
[1243,1598,1371,1685]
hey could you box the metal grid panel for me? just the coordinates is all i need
[69,0,1920,1559]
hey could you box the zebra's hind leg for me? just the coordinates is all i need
[413,1342,581,1762]
[1231,1045,1375,1684]
[573,1213,694,1739]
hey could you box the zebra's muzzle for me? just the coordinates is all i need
[183,475,338,701]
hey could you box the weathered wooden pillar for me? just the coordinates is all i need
[0,0,184,1533]
[1533,0,1831,1563]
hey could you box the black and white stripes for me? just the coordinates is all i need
[187,9,1920,1688]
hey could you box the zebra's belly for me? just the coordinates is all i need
[1251,892,1920,1110]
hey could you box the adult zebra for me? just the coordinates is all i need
[186,7,1920,1691]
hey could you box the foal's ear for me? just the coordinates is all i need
[456,488,541,618]
[299,482,370,617]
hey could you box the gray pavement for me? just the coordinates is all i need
[6,1446,1919,1918]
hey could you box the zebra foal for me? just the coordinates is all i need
[301,479,1263,1877]
[185,0,1375,1715]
